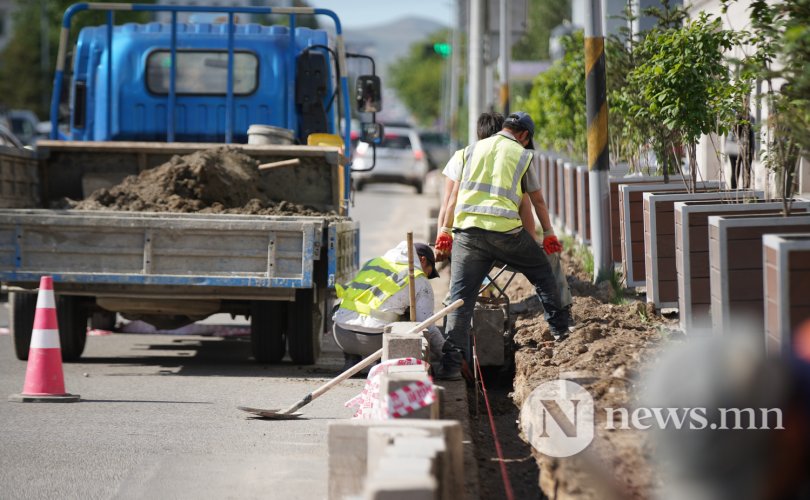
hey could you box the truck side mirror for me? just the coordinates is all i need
[355,75,382,113]
[360,122,383,144]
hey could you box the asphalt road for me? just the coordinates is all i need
[0,181,439,499]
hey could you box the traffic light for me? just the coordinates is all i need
[433,43,452,58]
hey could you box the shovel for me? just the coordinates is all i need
[238,298,464,420]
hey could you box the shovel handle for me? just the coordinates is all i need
[258,158,300,171]
[280,298,465,414]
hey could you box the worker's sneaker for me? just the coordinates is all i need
[551,329,570,342]
[433,350,464,381]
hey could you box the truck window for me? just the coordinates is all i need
[146,50,258,96]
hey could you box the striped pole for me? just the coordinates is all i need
[584,0,612,282]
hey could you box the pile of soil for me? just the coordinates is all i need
[71,147,329,216]
[505,246,681,499]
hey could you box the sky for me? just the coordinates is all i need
[308,0,454,28]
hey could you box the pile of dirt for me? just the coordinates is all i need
[504,245,681,499]
[71,147,330,216]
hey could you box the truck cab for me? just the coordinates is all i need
[68,21,336,144]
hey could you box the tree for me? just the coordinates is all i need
[629,14,748,191]
[518,31,586,160]
[511,0,571,61]
[388,30,451,127]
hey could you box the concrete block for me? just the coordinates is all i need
[384,321,424,335]
[384,437,449,500]
[328,420,464,500]
[380,372,435,420]
[387,364,427,375]
[367,427,433,476]
[363,476,438,500]
[375,456,435,477]
[382,333,425,362]
[470,303,506,366]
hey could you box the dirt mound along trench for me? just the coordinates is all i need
[71,147,331,216]
[500,246,678,499]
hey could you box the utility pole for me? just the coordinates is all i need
[498,0,509,115]
[468,0,484,144]
[449,0,462,146]
[585,0,611,282]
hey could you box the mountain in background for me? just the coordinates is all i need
[344,16,448,77]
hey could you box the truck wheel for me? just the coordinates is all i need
[287,289,324,365]
[57,296,87,362]
[250,301,287,363]
[10,292,36,361]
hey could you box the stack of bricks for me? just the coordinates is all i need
[327,322,461,499]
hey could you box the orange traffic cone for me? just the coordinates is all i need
[8,276,80,403]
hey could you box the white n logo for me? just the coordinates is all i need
[521,380,595,458]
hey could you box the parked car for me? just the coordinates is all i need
[352,126,429,194]
[8,110,42,146]
[418,130,453,171]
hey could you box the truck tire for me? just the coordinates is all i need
[10,292,36,361]
[250,301,287,364]
[287,288,324,365]
[57,296,88,362]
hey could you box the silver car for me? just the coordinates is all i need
[352,126,429,194]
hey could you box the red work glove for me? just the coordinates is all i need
[543,232,563,255]
[435,231,453,261]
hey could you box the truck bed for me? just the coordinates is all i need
[0,209,358,300]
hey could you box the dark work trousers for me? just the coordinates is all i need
[444,227,567,358]
[729,152,753,189]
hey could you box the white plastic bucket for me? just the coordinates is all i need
[247,125,295,145]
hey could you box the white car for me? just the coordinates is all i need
[352,126,429,194]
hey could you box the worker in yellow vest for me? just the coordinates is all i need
[333,241,444,372]
[434,111,568,380]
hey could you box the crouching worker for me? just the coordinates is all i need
[333,241,445,371]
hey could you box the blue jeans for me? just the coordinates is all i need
[444,228,567,357]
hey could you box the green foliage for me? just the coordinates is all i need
[518,31,586,160]
[0,0,153,118]
[733,0,809,213]
[511,0,571,61]
[629,13,748,189]
[388,30,451,127]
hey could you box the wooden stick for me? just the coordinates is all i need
[258,158,300,171]
[407,232,417,321]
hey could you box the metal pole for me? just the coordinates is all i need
[468,0,484,144]
[449,0,461,145]
[585,0,611,282]
[407,232,416,322]
[498,0,509,115]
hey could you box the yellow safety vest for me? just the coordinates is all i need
[336,257,425,322]
[454,133,533,232]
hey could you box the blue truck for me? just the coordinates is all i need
[0,3,382,364]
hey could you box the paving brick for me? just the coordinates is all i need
[328,420,464,500]
[382,333,425,362]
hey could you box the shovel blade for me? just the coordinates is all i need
[238,406,303,420]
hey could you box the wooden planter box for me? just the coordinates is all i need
[609,175,688,263]
[709,214,810,336]
[563,162,578,236]
[764,233,810,355]
[675,201,810,333]
[618,181,723,287]
[575,165,591,244]
[644,190,762,308]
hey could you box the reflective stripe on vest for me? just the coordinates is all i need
[453,133,533,232]
[338,257,425,320]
